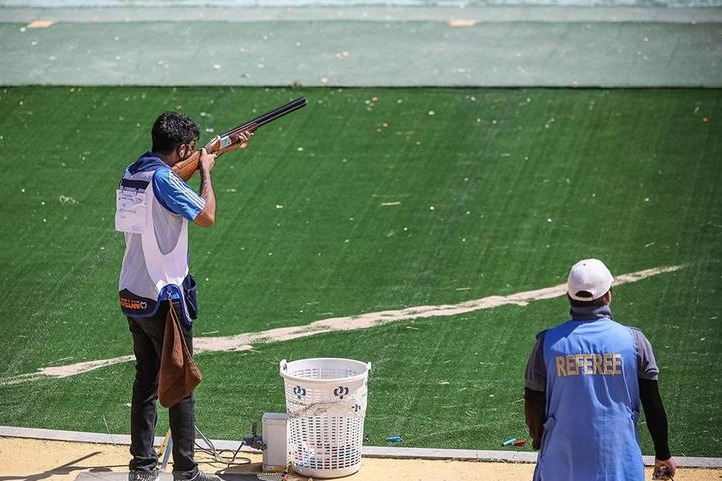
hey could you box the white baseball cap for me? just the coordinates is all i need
[567,258,614,301]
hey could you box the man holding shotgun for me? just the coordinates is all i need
[115,111,252,481]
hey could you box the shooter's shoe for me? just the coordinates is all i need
[175,470,221,481]
[128,468,160,481]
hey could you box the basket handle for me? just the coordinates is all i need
[280,359,288,373]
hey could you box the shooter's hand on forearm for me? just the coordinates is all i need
[237,129,253,148]
[217,129,254,155]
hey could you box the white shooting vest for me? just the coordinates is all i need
[116,167,191,322]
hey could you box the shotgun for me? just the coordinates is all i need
[173,96,307,180]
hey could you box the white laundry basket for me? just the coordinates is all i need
[280,358,370,478]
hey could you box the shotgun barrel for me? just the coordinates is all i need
[173,96,307,180]
[222,96,307,137]
[254,96,307,128]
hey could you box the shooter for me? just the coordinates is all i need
[115,98,305,481]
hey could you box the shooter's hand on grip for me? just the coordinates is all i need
[194,147,217,228]
[198,148,217,174]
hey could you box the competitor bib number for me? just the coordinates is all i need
[115,187,148,233]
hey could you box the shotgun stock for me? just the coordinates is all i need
[173,96,307,181]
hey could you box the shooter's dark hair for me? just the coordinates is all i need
[151,111,200,154]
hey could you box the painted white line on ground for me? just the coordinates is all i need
[0,265,683,385]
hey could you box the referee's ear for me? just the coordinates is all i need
[603,290,612,305]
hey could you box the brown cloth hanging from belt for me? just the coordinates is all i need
[158,301,202,408]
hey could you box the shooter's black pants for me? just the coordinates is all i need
[127,301,198,479]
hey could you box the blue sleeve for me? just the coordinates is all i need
[152,168,206,221]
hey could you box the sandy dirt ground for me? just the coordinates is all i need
[1,437,720,481]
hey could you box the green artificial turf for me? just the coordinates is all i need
[0,86,720,456]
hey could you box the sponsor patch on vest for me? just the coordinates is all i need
[119,289,156,317]
[120,297,147,311]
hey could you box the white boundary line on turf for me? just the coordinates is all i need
[1,425,721,468]
[0,265,684,385]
